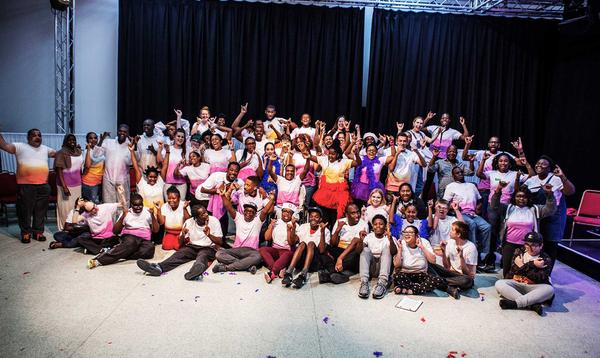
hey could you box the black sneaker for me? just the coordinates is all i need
[184,264,206,281]
[282,272,293,287]
[446,285,460,300]
[529,304,544,316]
[318,270,331,284]
[247,265,257,275]
[480,264,496,273]
[330,272,350,284]
[137,259,162,276]
[292,273,307,289]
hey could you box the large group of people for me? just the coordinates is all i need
[0,103,576,315]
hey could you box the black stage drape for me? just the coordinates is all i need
[118,0,364,133]
[366,10,557,156]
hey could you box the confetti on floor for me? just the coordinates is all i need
[22,272,30,275]
[447,351,458,358]
[228,272,237,275]
[255,289,259,292]
[203,272,209,276]
[373,351,383,357]
[323,317,329,324]
[194,296,200,302]
[266,355,276,358]
[420,317,426,323]
[237,282,241,285]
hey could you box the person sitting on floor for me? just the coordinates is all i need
[75,184,128,255]
[282,207,331,289]
[319,203,367,285]
[87,193,159,269]
[430,221,477,299]
[137,205,223,281]
[212,186,275,273]
[495,231,555,316]
[155,186,191,250]
[427,199,464,247]
[392,225,445,295]
[260,203,299,283]
[357,215,397,300]
[49,198,89,250]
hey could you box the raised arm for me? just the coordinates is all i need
[230,103,248,139]
[476,152,490,179]
[220,185,237,219]
[554,165,576,196]
[259,192,276,222]
[299,156,311,180]
[0,131,16,154]
[129,142,142,184]
[462,135,474,161]
[112,211,127,235]
[422,111,436,126]
[458,116,470,140]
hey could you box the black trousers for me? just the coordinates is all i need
[78,233,119,255]
[159,245,216,273]
[429,263,474,290]
[501,242,523,278]
[96,235,155,265]
[16,184,49,235]
[320,246,359,273]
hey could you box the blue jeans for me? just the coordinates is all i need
[462,213,491,259]
[304,185,316,209]
[82,184,101,204]
[415,166,424,196]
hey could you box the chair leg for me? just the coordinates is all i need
[569,222,576,247]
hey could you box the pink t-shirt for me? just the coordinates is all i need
[163,146,187,184]
[179,163,210,195]
[293,152,316,187]
[443,182,481,215]
[486,170,518,204]
[426,125,461,159]
[474,151,515,190]
[61,154,84,187]
[276,176,302,206]
[82,203,119,239]
[505,207,536,245]
[233,215,263,249]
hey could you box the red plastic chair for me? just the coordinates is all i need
[130,167,137,194]
[0,172,17,226]
[569,190,600,246]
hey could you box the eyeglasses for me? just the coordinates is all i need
[402,231,417,236]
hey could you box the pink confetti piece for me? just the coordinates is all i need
[420,317,426,323]
[461,352,467,357]
[322,317,329,324]
[447,351,458,358]
[160,272,168,276]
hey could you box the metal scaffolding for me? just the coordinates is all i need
[262,0,564,19]
[53,1,75,134]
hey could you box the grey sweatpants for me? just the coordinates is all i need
[495,279,554,308]
[216,247,262,271]
[102,176,130,206]
[359,247,391,284]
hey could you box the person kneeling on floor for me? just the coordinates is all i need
[87,194,159,269]
[137,205,223,280]
[495,232,554,316]
[429,221,477,299]
[212,185,275,274]
[357,215,396,300]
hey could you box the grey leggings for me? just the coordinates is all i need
[359,247,391,284]
[495,279,554,308]
[215,247,262,271]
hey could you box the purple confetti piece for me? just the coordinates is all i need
[480,296,485,302]
[228,272,237,275]
[373,352,383,357]
[161,272,168,276]
[220,272,225,275]
[267,356,276,358]
[255,289,259,292]
[322,317,329,324]
[203,272,209,276]
[237,282,241,285]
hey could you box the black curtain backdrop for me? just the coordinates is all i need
[366,10,557,157]
[118,0,364,133]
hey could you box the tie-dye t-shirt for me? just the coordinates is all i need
[14,143,54,185]
[60,154,84,188]
[233,215,263,249]
[426,125,461,159]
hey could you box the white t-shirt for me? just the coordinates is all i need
[161,202,188,231]
[445,239,478,274]
[203,148,232,170]
[14,143,54,185]
[332,218,368,249]
[317,156,353,184]
[178,163,210,194]
[137,176,165,209]
[82,203,119,239]
[524,175,563,205]
[235,150,260,171]
[429,215,457,247]
[100,138,132,183]
[296,223,331,245]
[291,126,316,140]
[443,182,481,215]
[388,149,421,189]
[65,209,86,225]
[182,216,222,247]
[231,189,267,214]
[363,205,389,224]
[271,219,293,250]
[233,215,263,249]
[363,233,390,258]
[254,138,274,158]
[399,238,433,273]
[121,209,153,240]
[196,172,244,201]
[137,133,165,170]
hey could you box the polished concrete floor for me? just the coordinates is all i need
[1,222,599,358]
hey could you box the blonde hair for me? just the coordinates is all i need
[367,188,387,207]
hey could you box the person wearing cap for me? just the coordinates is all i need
[136,118,165,172]
[495,231,554,315]
[212,186,275,273]
[260,203,299,283]
[357,214,396,299]
[319,204,368,284]
[430,221,477,299]
[491,182,556,278]
[137,205,223,281]
[282,207,331,289]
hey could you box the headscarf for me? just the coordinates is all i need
[54,134,82,170]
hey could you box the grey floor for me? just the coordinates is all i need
[1,221,599,358]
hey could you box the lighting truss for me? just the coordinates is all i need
[261,0,564,19]
[52,1,75,134]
